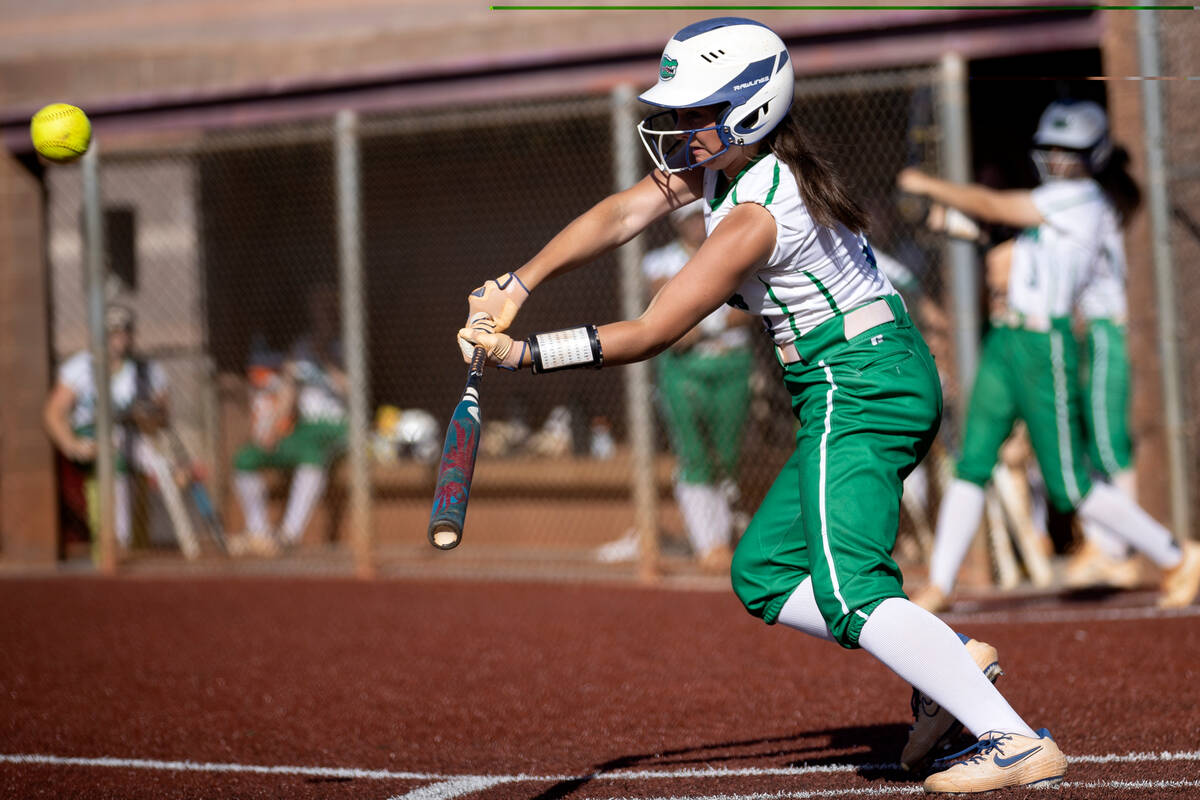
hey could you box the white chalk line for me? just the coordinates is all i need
[388,776,516,800]
[3,749,1198,785]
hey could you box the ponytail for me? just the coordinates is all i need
[767,113,870,234]
[1095,145,1142,225]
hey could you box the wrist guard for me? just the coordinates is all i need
[527,325,603,374]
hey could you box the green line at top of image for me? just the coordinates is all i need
[491,4,1196,10]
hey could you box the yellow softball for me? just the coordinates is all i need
[30,103,92,164]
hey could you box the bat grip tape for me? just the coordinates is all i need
[527,325,603,374]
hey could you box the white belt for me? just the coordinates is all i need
[992,310,1051,333]
[774,298,896,365]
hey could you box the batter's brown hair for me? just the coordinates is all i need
[766,111,870,234]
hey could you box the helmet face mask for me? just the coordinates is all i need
[1032,99,1112,179]
[636,107,735,173]
[637,17,794,173]
[1030,146,1089,183]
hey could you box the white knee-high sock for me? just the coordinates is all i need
[114,474,131,548]
[1077,482,1182,569]
[777,577,835,642]
[281,465,327,544]
[1081,520,1133,560]
[675,482,731,557]
[234,471,269,535]
[928,479,986,594]
[1112,468,1136,500]
[858,598,1037,739]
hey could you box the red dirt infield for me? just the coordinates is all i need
[1,575,1198,799]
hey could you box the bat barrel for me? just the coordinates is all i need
[427,346,485,550]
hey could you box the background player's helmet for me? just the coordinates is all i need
[637,17,794,173]
[1031,99,1112,181]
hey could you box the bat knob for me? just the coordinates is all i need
[429,525,462,550]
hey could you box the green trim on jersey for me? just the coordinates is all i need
[710,154,769,211]
[764,161,781,205]
[732,160,780,207]
[758,275,804,339]
[803,270,841,314]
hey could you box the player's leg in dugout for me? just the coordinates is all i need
[276,420,346,546]
[919,328,1020,605]
[657,352,730,560]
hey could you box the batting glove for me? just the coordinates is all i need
[467,272,529,334]
[458,321,527,371]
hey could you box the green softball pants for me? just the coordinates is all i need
[233,420,348,471]
[1081,318,1132,478]
[956,321,1092,512]
[656,348,754,483]
[731,295,942,648]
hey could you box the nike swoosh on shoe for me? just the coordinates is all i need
[993,746,1042,768]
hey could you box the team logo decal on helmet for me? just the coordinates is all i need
[636,17,795,173]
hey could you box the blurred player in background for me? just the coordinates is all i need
[43,303,198,559]
[229,284,348,556]
[647,199,753,572]
[1063,154,1144,589]
[898,98,1200,611]
[456,17,1069,792]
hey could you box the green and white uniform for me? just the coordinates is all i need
[233,338,349,472]
[232,337,348,545]
[59,350,169,470]
[956,178,1108,512]
[722,154,943,648]
[56,350,179,548]
[1077,222,1132,479]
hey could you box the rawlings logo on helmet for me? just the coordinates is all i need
[660,55,678,80]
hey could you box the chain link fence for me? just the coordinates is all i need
[1159,13,1200,534]
[45,65,963,577]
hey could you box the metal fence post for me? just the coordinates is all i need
[1137,12,1191,539]
[937,52,979,417]
[335,109,375,576]
[82,143,117,572]
[611,85,659,581]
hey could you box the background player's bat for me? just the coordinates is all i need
[162,426,228,554]
[428,345,486,550]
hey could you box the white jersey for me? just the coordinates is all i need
[57,351,168,431]
[1076,208,1128,321]
[703,153,894,346]
[1008,178,1117,319]
[289,336,347,424]
[642,240,751,352]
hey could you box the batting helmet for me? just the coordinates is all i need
[1031,99,1112,179]
[637,17,794,173]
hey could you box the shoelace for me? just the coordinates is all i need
[931,731,1013,768]
[908,688,938,725]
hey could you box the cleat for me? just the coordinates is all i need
[1064,541,1140,590]
[1158,540,1200,609]
[911,584,951,614]
[226,531,281,558]
[901,637,1002,772]
[923,728,1067,793]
